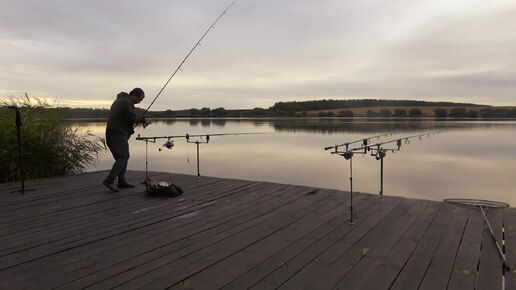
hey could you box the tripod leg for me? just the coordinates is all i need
[15,110,25,194]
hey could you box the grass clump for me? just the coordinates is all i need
[0,95,105,183]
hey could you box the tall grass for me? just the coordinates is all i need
[0,95,106,183]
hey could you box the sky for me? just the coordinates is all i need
[1,0,515,110]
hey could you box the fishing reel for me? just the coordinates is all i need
[374,149,387,160]
[342,151,354,160]
[159,139,174,151]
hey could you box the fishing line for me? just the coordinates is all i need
[325,131,440,206]
[324,132,392,152]
[142,0,238,117]
[136,132,267,179]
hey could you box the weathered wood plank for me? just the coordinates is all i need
[504,208,516,289]
[163,189,349,290]
[353,200,443,290]
[0,177,255,266]
[1,171,513,290]
[0,175,244,247]
[103,186,335,290]
[26,184,316,289]
[476,208,504,290]
[389,202,457,290]
[275,197,409,290]
[247,196,402,290]
[0,178,276,284]
[1,182,299,288]
[330,199,431,290]
[44,186,308,288]
[221,193,379,290]
[418,205,471,290]
[447,207,484,290]
[170,190,366,290]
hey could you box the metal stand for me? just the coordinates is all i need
[8,106,34,194]
[334,149,359,225]
[139,136,157,187]
[326,133,439,208]
[479,206,509,270]
[145,138,150,182]
[187,138,209,181]
[379,156,384,200]
[372,147,390,200]
[137,133,256,182]
[196,141,200,178]
[348,156,354,225]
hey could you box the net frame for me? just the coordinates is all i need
[444,198,509,208]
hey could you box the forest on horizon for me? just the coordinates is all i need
[6,98,515,119]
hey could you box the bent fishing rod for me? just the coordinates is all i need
[136,0,238,127]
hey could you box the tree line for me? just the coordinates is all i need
[316,107,516,118]
[270,99,479,111]
[8,98,515,119]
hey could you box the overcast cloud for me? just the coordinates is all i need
[1,0,515,110]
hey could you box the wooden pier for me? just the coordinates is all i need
[1,170,515,289]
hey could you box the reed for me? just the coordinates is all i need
[0,95,105,183]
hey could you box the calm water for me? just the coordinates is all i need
[75,118,516,206]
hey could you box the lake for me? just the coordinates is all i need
[74,118,516,206]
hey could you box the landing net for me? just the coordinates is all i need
[444,198,509,208]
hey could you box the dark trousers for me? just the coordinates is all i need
[105,133,130,183]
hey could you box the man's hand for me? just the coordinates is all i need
[142,118,153,128]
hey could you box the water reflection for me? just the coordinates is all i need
[71,118,516,206]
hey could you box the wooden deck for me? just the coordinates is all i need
[1,170,515,290]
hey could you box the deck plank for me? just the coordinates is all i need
[2,182,300,288]
[275,197,409,290]
[222,193,380,290]
[447,207,484,290]
[389,202,457,290]
[0,176,255,268]
[476,208,504,290]
[356,200,442,290]
[107,186,336,290]
[1,180,275,282]
[504,208,516,289]
[418,205,471,290]
[0,171,513,290]
[332,199,433,290]
[49,184,318,289]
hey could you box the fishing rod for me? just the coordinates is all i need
[324,131,439,222]
[136,132,264,181]
[324,132,393,152]
[140,0,238,120]
[324,133,392,224]
[359,131,440,154]
[349,131,439,199]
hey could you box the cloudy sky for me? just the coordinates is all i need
[1,0,515,110]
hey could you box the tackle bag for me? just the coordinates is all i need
[145,179,184,197]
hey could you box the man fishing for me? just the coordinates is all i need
[103,88,151,192]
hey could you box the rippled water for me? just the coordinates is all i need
[74,118,516,206]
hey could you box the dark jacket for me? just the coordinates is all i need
[105,92,143,138]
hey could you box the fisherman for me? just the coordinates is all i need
[103,88,151,192]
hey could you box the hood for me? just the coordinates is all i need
[117,92,129,99]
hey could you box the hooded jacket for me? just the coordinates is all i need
[105,92,143,138]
